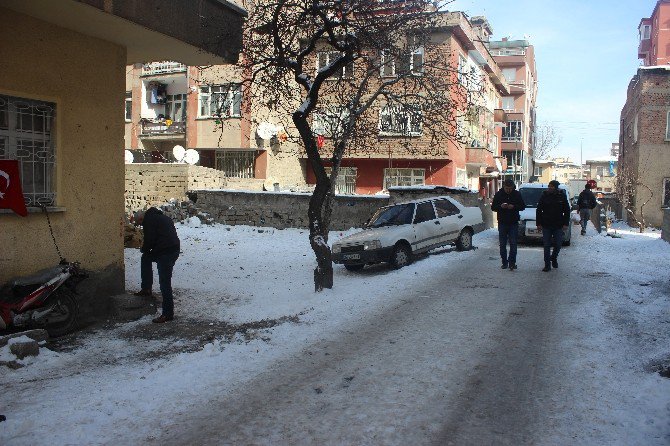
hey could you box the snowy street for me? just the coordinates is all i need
[1,222,669,445]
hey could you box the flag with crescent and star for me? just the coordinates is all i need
[0,160,28,216]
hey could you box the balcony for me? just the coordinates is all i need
[509,79,526,93]
[638,39,651,59]
[139,119,186,139]
[141,62,187,76]
[466,146,494,167]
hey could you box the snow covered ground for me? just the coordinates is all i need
[1,220,669,445]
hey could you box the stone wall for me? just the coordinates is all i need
[192,190,388,230]
[662,208,670,242]
[192,187,494,232]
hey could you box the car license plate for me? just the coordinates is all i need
[343,253,361,260]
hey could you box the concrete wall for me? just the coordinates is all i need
[0,8,126,314]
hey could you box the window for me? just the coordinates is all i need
[413,201,436,224]
[199,84,242,118]
[502,121,522,141]
[380,49,396,77]
[379,104,422,135]
[125,91,132,121]
[317,51,354,79]
[215,150,255,178]
[456,168,467,187]
[324,166,357,195]
[534,166,543,176]
[489,134,499,153]
[313,106,350,137]
[596,166,604,178]
[663,178,670,207]
[409,39,424,75]
[0,94,56,207]
[383,168,425,189]
[434,199,460,217]
[640,24,651,40]
[166,94,186,122]
[666,111,670,140]
[458,54,467,84]
[502,68,516,82]
[502,96,515,111]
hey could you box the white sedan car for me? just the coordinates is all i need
[332,196,483,271]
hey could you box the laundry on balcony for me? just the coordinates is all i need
[139,117,185,136]
[148,82,167,104]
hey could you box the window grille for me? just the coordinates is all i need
[379,105,422,136]
[199,85,242,118]
[325,167,357,194]
[215,150,255,178]
[383,168,425,189]
[0,94,56,207]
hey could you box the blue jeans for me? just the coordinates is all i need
[542,227,564,265]
[498,222,519,264]
[141,248,179,317]
[579,209,591,231]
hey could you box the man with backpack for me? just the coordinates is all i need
[577,182,598,235]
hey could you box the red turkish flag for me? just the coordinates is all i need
[0,160,28,217]
[316,134,324,149]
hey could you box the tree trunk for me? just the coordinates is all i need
[308,183,334,291]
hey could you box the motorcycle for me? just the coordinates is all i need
[0,260,87,337]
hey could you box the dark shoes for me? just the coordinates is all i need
[542,264,551,272]
[134,289,153,297]
[508,263,517,271]
[581,229,586,235]
[551,258,558,269]
[152,314,173,323]
[501,262,508,269]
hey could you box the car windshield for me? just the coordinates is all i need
[368,203,415,228]
[520,188,568,208]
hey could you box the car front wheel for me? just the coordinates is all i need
[455,228,473,251]
[390,243,412,269]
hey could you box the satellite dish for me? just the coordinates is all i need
[124,150,134,164]
[256,122,277,140]
[183,149,199,165]
[172,145,186,162]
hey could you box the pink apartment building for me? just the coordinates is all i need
[639,0,670,66]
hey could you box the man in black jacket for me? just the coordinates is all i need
[577,183,597,235]
[491,179,526,270]
[134,207,181,323]
[536,180,571,272]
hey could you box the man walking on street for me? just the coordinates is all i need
[133,207,181,323]
[577,182,597,235]
[536,180,571,272]
[491,179,526,271]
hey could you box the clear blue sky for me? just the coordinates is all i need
[448,0,653,162]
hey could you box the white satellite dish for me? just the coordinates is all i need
[124,150,134,164]
[172,145,186,162]
[256,122,277,140]
[183,149,199,165]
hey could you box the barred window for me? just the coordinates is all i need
[0,94,56,207]
[379,105,422,136]
[313,106,350,138]
[325,167,357,195]
[383,168,425,189]
[199,84,242,118]
[215,150,255,178]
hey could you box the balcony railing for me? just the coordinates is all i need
[140,120,186,136]
[490,49,526,56]
[141,62,187,76]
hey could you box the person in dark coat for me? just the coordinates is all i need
[577,183,598,235]
[133,207,180,323]
[536,180,571,272]
[491,179,526,270]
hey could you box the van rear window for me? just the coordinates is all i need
[520,188,568,208]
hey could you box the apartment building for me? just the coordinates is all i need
[532,158,582,184]
[124,63,306,191]
[619,66,670,227]
[638,0,670,66]
[584,157,617,193]
[303,12,509,197]
[488,37,538,185]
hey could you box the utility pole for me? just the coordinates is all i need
[580,139,583,166]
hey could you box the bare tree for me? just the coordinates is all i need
[616,165,653,233]
[241,0,483,290]
[533,123,562,160]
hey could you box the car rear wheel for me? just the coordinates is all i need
[455,229,473,251]
[344,264,365,272]
[390,243,411,269]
